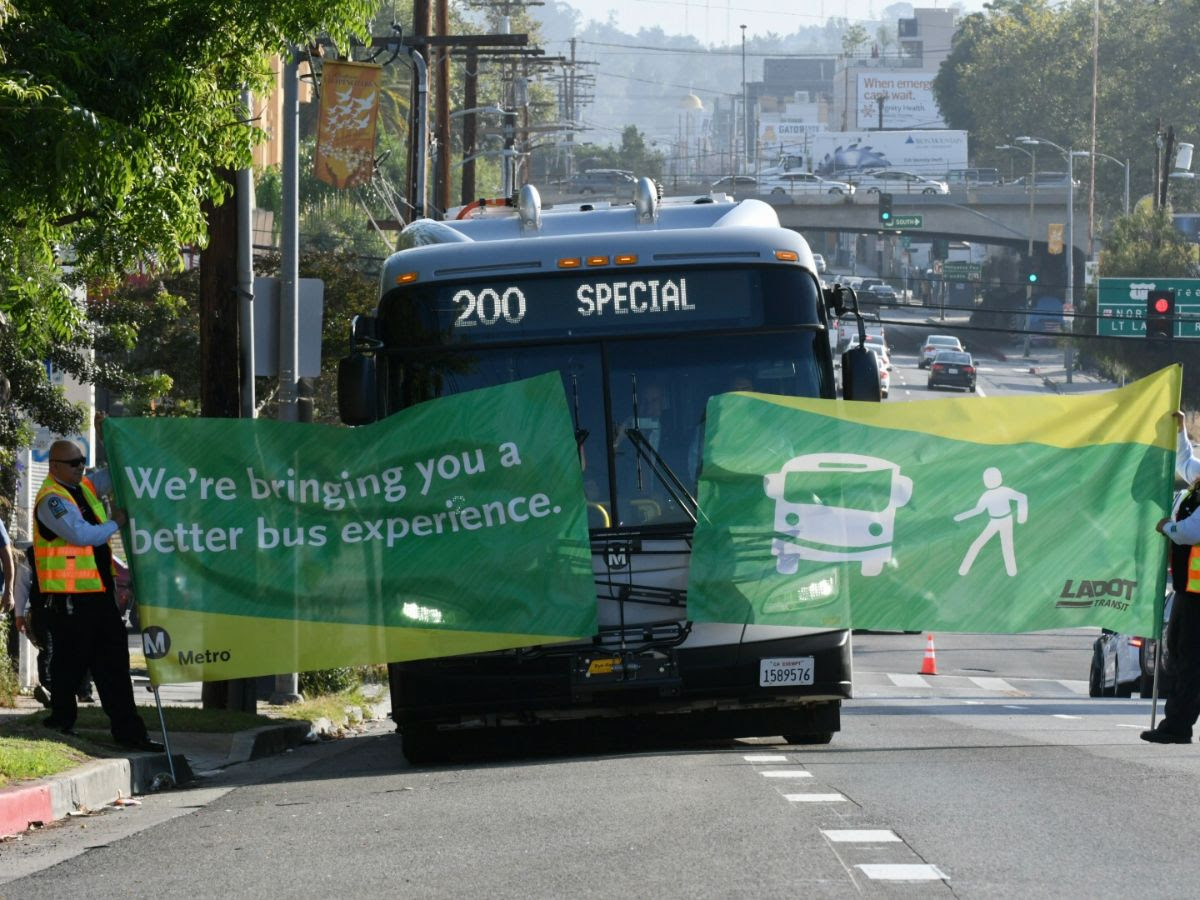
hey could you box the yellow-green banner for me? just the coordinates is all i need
[105,374,596,684]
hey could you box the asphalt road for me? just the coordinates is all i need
[7,323,1155,898]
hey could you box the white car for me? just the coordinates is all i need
[869,347,890,398]
[762,172,856,196]
[812,253,827,274]
[918,334,964,368]
[842,169,950,195]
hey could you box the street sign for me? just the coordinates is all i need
[942,260,982,282]
[1097,277,1200,338]
[882,214,922,229]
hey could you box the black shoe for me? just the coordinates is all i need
[77,693,95,703]
[1140,728,1191,744]
[33,685,52,708]
[43,716,73,730]
[117,737,164,753]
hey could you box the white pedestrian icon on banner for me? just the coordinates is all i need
[953,467,1028,576]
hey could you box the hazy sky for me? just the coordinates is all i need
[557,0,988,44]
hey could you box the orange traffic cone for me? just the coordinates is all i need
[919,633,938,676]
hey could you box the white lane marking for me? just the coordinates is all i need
[888,674,930,688]
[822,829,901,843]
[760,769,813,779]
[1061,680,1090,695]
[1002,705,1028,709]
[1115,723,1143,729]
[784,793,847,802]
[970,676,1016,692]
[1053,714,1083,719]
[976,386,987,397]
[857,864,948,881]
[962,700,985,705]
[743,754,788,762]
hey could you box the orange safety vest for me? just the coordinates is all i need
[1189,545,1200,594]
[33,476,113,594]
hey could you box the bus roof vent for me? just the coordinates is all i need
[634,177,659,223]
[518,184,542,233]
[397,218,475,250]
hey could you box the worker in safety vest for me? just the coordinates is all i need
[34,439,160,751]
[1142,412,1200,744]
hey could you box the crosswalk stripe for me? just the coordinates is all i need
[969,676,1016,692]
[887,674,930,688]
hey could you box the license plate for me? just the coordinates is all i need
[760,657,814,687]
[948,367,959,373]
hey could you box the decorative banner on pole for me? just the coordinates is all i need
[1048,222,1065,255]
[688,366,1181,636]
[104,374,596,684]
[313,60,383,188]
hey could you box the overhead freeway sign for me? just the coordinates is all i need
[1097,277,1200,338]
[882,215,922,229]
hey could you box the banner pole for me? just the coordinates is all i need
[1150,631,1162,730]
[152,685,177,786]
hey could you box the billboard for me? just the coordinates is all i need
[856,72,945,130]
[811,130,968,178]
[757,115,825,155]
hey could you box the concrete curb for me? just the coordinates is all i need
[228,720,313,764]
[0,721,307,840]
[1,752,190,839]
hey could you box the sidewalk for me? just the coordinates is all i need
[0,680,390,840]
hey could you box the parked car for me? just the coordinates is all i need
[869,347,890,398]
[710,175,758,194]
[811,253,827,274]
[565,169,637,196]
[842,169,950,195]
[761,171,855,196]
[1090,591,1174,699]
[1010,171,1081,189]
[867,283,898,304]
[918,334,965,368]
[927,350,977,392]
[946,167,1001,186]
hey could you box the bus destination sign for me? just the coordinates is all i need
[432,269,760,340]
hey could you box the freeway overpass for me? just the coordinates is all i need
[764,187,1083,255]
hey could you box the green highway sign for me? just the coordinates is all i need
[1097,278,1200,338]
[883,215,922,229]
[942,260,983,282]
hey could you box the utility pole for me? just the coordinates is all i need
[461,48,479,204]
[740,25,747,175]
[435,0,451,215]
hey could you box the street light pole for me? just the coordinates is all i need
[997,143,1037,355]
[1018,136,1075,382]
[741,25,748,176]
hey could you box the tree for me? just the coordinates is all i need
[572,126,666,178]
[0,0,375,518]
[841,24,869,58]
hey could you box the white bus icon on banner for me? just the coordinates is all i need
[764,453,913,577]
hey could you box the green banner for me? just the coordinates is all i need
[104,374,596,684]
[689,367,1181,635]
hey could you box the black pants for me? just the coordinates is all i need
[1160,590,1200,737]
[46,593,146,743]
[29,607,92,698]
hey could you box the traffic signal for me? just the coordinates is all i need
[878,192,893,224]
[1026,271,1039,285]
[1146,289,1175,340]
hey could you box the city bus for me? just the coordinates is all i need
[338,178,882,763]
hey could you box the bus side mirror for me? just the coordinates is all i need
[841,345,882,402]
[338,354,378,425]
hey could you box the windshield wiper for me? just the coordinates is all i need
[626,376,698,524]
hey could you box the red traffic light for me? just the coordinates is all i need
[1153,297,1171,314]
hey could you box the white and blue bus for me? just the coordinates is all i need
[338,179,881,763]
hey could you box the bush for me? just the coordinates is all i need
[298,667,358,696]
[0,616,19,707]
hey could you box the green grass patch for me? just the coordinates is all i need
[269,687,377,726]
[0,736,95,788]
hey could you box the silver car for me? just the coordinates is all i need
[762,172,856,196]
[842,169,949,195]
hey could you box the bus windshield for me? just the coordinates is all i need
[379,263,830,529]
[385,330,826,529]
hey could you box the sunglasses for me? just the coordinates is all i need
[52,457,86,467]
